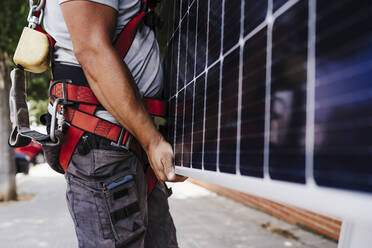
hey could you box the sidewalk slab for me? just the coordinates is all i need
[168,182,337,248]
[0,164,337,248]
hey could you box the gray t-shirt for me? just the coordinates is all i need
[44,0,163,98]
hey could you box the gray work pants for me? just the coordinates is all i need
[64,145,178,248]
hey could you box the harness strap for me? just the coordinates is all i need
[59,104,96,170]
[50,82,100,105]
[50,81,168,116]
[65,108,129,144]
[114,11,147,58]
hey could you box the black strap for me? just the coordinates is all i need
[110,202,140,224]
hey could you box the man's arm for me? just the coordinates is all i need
[60,1,185,182]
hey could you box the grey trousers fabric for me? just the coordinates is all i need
[65,147,178,248]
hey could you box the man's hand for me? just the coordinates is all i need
[60,1,187,182]
[145,134,187,182]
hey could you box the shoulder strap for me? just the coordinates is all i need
[114,0,149,59]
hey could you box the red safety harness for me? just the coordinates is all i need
[36,0,163,196]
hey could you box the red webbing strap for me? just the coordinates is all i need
[64,108,127,144]
[59,126,84,170]
[34,2,56,48]
[59,105,96,170]
[35,24,56,48]
[51,83,100,105]
[50,81,167,116]
[114,2,147,58]
[143,98,167,116]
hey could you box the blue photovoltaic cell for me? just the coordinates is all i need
[208,0,222,66]
[204,63,220,171]
[240,28,267,178]
[244,0,267,36]
[171,30,179,96]
[269,0,308,183]
[191,74,205,169]
[182,83,194,168]
[182,0,188,17]
[314,0,372,192]
[219,48,240,174]
[179,18,188,89]
[186,2,197,83]
[195,0,208,76]
[223,0,241,54]
[273,0,290,12]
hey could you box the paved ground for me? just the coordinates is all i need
[0,164,337,248]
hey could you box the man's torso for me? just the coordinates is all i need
[44,0,163,98]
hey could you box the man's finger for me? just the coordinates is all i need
[150,159,167,182]
[168,175,188,182]
[161,154,176,181]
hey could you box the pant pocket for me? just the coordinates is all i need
[103,174,146,244]
[67,174,115,248]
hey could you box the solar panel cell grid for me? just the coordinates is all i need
[162,0,372,193]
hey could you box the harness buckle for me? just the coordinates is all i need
[110,128,133,150]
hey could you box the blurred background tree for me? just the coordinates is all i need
[0,0,50,123]
[0,0,50,201]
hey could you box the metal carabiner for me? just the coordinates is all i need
[29,0,45,12]
[27,0,45,29]
[50,98,62,142]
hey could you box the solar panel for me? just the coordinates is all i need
[160,0,372,246]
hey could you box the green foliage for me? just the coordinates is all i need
[0,0,28,54]
[26,70,50,100]
[28,98,49,125]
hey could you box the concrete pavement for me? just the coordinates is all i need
[0,164,337,248]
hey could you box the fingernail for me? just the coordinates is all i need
[167,171,176,180]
